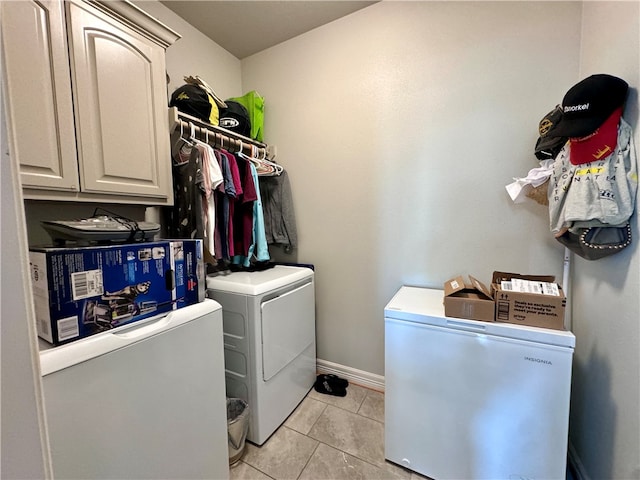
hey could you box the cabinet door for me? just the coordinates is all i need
[65,0,172,201]
[1,0,79,191]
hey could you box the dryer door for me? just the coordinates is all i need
[261,281,315,381]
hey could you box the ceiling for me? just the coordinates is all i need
[160,1,377,59]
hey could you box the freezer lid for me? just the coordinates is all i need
[39,299,222,376]
[384,286,575,348]
[206,265,314,295]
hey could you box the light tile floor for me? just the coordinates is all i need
[230,384,429,480]
[230,384,575,480]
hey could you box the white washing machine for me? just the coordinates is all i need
[206,265,316,445]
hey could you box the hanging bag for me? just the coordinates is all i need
[229,91,265,142]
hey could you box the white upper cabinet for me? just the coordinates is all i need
[66,0,173,198]
[2,0,79,192]
[1,0,180,205]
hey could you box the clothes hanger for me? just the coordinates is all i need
[241,144,282,176]
[171,121,199,165]
[185,122,214,155]
[175,121,196,148]
[257,145,282,175]
[190,123,211,149]
[173,121,197,161]
[237,143,263,167]
[257,163,282,176]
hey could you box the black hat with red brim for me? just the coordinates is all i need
[548,74,628,138]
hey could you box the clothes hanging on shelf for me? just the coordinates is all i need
[232,158,257,259]
[212,149,235,260]
[166,108,296,269]
[232,162,270,268]
[166,136,205,241]
[166,124,277,269]
[259,169,298,253]
[192,134,223,258]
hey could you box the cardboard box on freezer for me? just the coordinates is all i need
[29,239,205,346]
[491,271,566,330]
[443,275,495,322]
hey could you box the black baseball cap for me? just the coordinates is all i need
[169,84,212,124]
[219,100,251,137]
[534,105,567,160]
[549,74,628,138]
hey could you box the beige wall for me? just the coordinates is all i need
[571,3,640,479]
[241,1,581,376]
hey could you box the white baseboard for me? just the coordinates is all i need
[568,441,590,480]
[316,358,385,392]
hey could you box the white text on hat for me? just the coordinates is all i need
[564,103,590,112]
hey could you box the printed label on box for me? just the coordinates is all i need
[71,269,104,300]
[57,316,80,341]
[502,279,559,296]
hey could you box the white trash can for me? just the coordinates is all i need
[227,398,250,465]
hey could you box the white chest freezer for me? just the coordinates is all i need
[40,300,229,480]
[384,286,575,480]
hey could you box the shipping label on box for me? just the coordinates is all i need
[491,271,566,330]
[443,275,495,322]
[30,240,204,346]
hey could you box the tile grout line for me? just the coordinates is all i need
[238,387,387,480]
[303,405,392,476]
[230,460,275,480]
[308,438,404,478]
[295,437,322,480]
[305,401,328,436]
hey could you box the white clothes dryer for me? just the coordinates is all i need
[206,265,316,445]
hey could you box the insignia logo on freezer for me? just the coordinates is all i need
[524,356,552,365]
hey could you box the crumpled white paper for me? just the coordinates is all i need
[506,159,555,203]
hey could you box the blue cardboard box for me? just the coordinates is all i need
[30,240,204,346]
